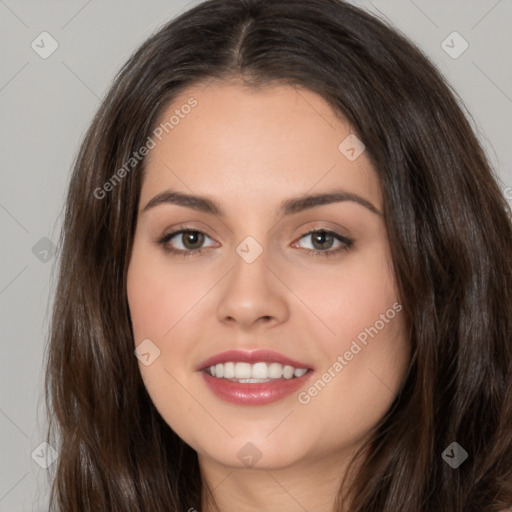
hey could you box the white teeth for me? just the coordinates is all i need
[268,362,283,378]
[294,368,308,377]
[282,365,294,379]
[224,361,235,379]
[235,362,252,379]
[251,362,268,379]
[207,361,309,380]
[238,378,271,383]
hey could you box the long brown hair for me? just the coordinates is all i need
[44,0,512,510]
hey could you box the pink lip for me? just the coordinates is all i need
[196,349,313,371]
[200,370,314,405]
[196,349,314,406]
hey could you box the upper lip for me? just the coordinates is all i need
[196,349,313,371]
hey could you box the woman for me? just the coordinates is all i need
[44,0,512,510]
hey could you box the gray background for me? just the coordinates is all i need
[1,0,511,510]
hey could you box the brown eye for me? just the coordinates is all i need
[310,231,336,250]
[179,231,205,250]
[157,229,215,256]
[292,229,353,257]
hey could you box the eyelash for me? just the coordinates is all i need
[156,226,354,258]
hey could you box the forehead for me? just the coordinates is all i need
[141,82,381,212]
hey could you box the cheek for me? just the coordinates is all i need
[127,246,207,442]
[296,244,408,421]
[302,244,399,347]
[127,247,205,344]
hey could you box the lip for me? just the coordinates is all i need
[196,349,313,371]
[196,349,315,406]
[200,369,315,406]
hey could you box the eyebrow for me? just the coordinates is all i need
[141,189,382,217]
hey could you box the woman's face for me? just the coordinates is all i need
[127,81,410,472]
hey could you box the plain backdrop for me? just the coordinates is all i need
[1,0,511,510]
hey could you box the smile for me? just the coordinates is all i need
[197,349,315,406]
[206,361,309,381]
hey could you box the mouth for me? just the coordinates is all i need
[197,350,314,405]
[204,361,310,382]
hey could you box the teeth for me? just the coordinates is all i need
[252,362,268,379]
[268,362,283,378]
[207,362,309,380]
[235,362,252,379]
[238,378,271,383]
[224,362,235,378]
[283,365,294,379]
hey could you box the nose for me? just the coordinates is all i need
[216,249,290,331]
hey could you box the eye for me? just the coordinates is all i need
[292,229,353,257]
[156,227,353,258]
[156,228,216,257]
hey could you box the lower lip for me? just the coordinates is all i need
[200,370,314,405]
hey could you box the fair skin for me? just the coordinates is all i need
[127,80,411,512]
